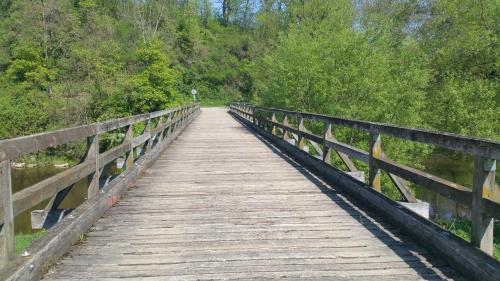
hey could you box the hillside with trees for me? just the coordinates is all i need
[0,0,498,141]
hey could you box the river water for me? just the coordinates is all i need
[417,155,473,220]
[11,166,89,234]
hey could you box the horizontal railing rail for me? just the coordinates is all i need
[230,103,499,256]
[0,103,200,267]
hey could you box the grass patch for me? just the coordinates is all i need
[19,154,78,167]
[436,218,499,260]
[15,231,45,255]
[79,233,87,242]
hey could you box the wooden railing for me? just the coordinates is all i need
[230,103,499,256]
[0,103,200,266]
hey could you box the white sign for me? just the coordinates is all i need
[191,89,197,102]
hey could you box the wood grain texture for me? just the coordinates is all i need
[253,107,500,159]
[0,106,199,281]
[231,105,500,281]
[236,105,500,220]
[43,108,460,281]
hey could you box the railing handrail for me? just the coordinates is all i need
[249,105,500,159]
[230,102,498,257]
[0,103,200,267]
[0,104,196,162]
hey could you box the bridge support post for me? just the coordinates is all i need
[87,134,100,199]
[145,118,153,156]
[298,118,305,150]
[369,132,382,192]
[282,115,290,141]
[156,116,164,145]
[323,123,332,164]
[125,125,134,170]
[271,113,277,135]
[181,107,186,126]
[471,156,495,255]
[0,160,14,267]
[173,110,179,132]
[167,112,172,140]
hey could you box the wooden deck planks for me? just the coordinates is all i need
[43,108,461,280]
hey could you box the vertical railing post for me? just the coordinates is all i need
[170,111,175,134]
[282,115,289,141]
[125,124,134,170]
[181,107,186,126]
[157,115,165,144]
[86,134,100,199]
[182,107,186,126]
[178,108,183,128]
[298,117,305,150]
[255,109,259,126]
[145,117,152,156]
[179,107,184,128]
[173,109,179,132]
[171,111,176,134]
[271,113,277,135]
[369,132,382,192]
[323,123,332,164]
[167,112,172,140]
[0,160,14,267]
[471,156,495,255]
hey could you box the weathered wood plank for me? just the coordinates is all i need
[0,104,200,281]
[0,160,14,266]
[471,156,496,255]
[252,107,500,158]
[0,162,94,223]
[0,106,194,163]
[231,107,499,281]
[42,108,464,281]
[0,125,98,162]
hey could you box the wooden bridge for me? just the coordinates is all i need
[0,105,499,280]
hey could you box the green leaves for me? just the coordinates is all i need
[5,45,56,91]
[253,2,429,129]
[0,0,496,144]
[128,41,181,113]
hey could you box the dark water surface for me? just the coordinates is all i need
[12,166,89,234]
[418,154,499,220]
[418,155,473,220]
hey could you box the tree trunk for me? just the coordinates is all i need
[222,0,230,25]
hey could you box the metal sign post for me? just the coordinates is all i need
[191,89,197,103]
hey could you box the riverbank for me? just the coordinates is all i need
[15,231,45,255]
[437,218,499,260]
[12,155,76,170]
